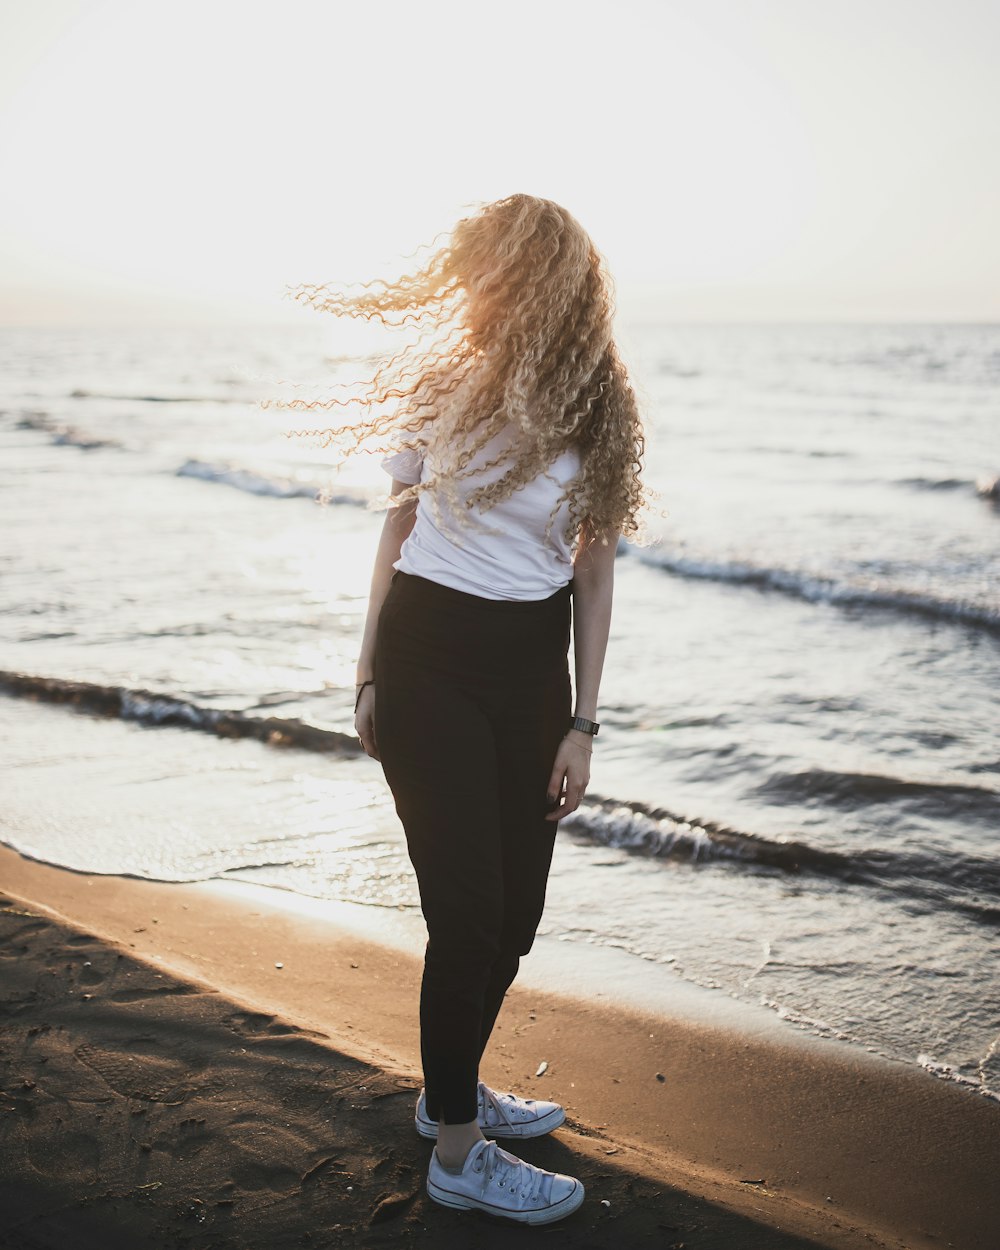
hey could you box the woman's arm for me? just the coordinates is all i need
[545,521,618,820]
[355,482,417,759]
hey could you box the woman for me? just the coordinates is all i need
[286,193,648,1225]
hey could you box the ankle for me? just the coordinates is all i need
[435,1123,485,1170]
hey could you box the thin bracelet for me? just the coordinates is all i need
[354,679,375,713]
[564,733,593,754]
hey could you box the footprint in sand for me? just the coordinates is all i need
[159,1116,214,1161]
[221,1009,326,1040]
[73,1041,191,1103]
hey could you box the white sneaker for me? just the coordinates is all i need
[427,1137,584,1225]
[415,1081,565,1140]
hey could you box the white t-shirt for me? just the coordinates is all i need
[380,423,582,601]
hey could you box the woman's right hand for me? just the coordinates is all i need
[355,685,379,760]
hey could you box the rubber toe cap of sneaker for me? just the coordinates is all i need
[550,1174,582,1205]
[533,1099,561,1116]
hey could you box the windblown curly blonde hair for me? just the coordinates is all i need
[270,193,653,551]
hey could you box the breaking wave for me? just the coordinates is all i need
[630,547,1000,633]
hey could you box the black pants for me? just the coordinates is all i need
[374,569,573,1124]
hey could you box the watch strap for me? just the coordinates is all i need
[569,716,600,736]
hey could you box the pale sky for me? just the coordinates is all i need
[1,0,998,326]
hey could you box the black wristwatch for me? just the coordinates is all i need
[568,716,600,737]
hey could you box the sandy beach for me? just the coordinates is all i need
[1,841,997,1250]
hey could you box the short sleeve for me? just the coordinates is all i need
[380,437,425,485]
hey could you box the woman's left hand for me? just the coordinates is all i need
[544,732,592,821]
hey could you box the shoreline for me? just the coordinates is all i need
[4,672,998,1110]
[2,843,998,1248]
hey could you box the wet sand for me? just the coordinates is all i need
[1,842,998,1250]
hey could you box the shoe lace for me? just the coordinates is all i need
[477,1140,545,1204]
[478,1082,516,1132]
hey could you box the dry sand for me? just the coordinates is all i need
[1,842,998,1250]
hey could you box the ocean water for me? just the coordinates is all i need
[2,319,998,1099]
